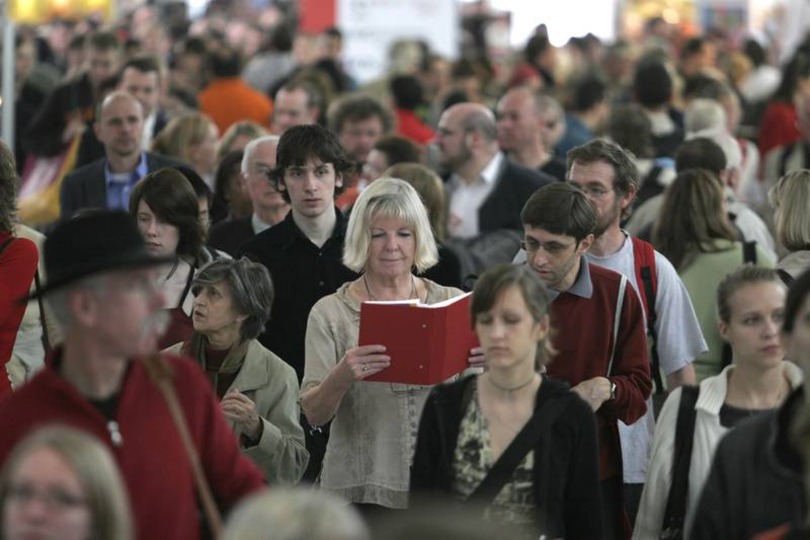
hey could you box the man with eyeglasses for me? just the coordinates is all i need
[208,135,288,256]
[566,139,704,525]
[521,182,651,540]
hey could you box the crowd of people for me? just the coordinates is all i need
[4,4,810,539]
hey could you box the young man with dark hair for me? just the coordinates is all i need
[238,124,358,482]
[521,182,651,540]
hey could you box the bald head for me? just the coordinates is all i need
[444,103,498,142]
[436,102,499,172]
[97,91,144,123]
[94,91,144,161]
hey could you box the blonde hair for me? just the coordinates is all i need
[223,489,369,540]
[0,426,133,540]
[343,177,438,273]
[151,112,216,163]
[383,163,448,242]
[769,169,810,251]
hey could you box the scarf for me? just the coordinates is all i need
[182,332,251,393]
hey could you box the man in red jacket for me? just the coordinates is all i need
[520,183,651,540]
[0,211,265,540]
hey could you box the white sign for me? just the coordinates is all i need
[337,0,459,84]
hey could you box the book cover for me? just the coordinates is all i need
[358,292,478,385]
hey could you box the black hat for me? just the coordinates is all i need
[26,211,174,300]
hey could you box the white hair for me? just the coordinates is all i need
[241,135,281,174]
[686,128,742,170]
[685,99,727,135]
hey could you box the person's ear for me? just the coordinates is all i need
[534,313,550,341]
[620,185,637,211]
[335,172,343,188]
[718,319,730,342]
[577,234,594,254]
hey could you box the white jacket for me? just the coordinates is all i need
[633,361,804,540]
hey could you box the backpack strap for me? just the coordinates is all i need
[778,269,795,287]
[631,237,664,394]
[661,385,700,537]
[743,241,757,265]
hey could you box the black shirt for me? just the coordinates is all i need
[238,209,358,382]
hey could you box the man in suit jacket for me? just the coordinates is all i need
[60,91,181,221]
[434,102,555,278]
[207,135,289,255]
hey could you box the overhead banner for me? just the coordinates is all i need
[300,0,459,84]
[7,0,114,24]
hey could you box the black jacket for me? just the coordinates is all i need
[238,209,358,382]
[410,375,604,539]
[59,152,185,221]
[690,388,806,540]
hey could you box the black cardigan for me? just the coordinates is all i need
[410,375,604,539]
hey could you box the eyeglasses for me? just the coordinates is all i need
[569,182,612,199]
[521,238,576,255]
[5,484,87,511]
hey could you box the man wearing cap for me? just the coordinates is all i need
[0,211,265,540]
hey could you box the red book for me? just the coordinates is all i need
[358,292,479,385]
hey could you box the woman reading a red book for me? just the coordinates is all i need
[300,178,465,512]
[410,264,603,539]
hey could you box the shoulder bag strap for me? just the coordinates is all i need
[661,385,700,537]
[0,237,13,257]
[468,391,568,505]
[142,354,223,539]
[607,275,627,377]
[34,270,51,352]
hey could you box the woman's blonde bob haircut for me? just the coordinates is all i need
[343,177,439,273]
[0,425,133,540]
[769,169,810,252]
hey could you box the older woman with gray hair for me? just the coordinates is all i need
[165,257,308,485]
[300,178,465,511]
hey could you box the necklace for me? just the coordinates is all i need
[485,373,538,400]
[363,274,417,301]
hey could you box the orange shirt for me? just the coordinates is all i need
[199,78,273,134]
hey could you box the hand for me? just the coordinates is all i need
[221,389,261,440]
[468,346,487,369]
[341,344,390,381]
[571,377,612,412]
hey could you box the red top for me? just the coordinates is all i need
[395,109,436,145]
[199,78,274,134]
[546,262,652,482]
[758,101,800,158]
[0,230,38,394]
[0,350,265,540]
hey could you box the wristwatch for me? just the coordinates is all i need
[609,379,617,401]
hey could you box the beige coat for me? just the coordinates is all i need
[166,339,308,485]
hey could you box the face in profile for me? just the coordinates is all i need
[3,448,91,540]
[785,294,810,372]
